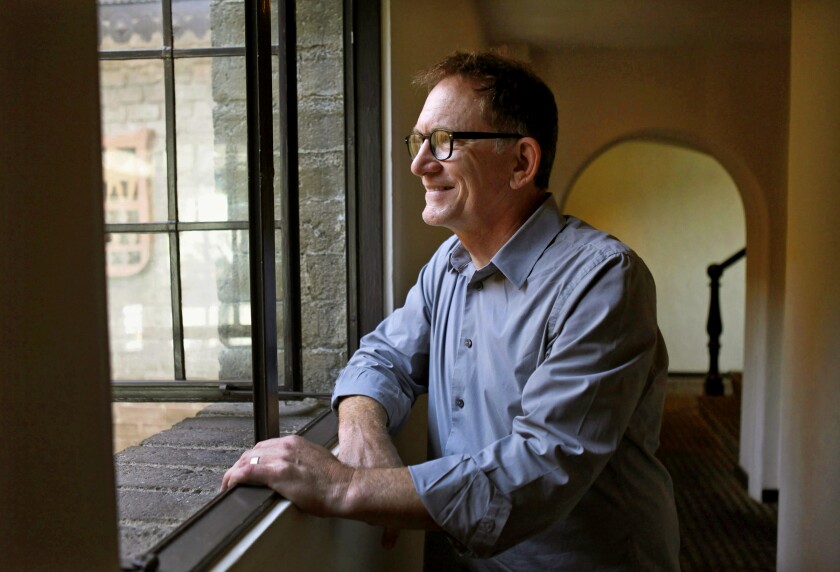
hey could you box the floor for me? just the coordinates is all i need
[657,377,778,571]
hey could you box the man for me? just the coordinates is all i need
[222,51,680,570]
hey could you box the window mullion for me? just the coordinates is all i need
[246,0,281,441]
[277,0,303,393]
[162,0,187,380]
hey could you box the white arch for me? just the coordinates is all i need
[562,129,778,500]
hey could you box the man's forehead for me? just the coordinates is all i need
[415,76,485,131]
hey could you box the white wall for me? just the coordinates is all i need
[778,1,840,569]
[565,141,746,373]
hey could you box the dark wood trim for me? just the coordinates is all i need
[245,0,281,440]
[345,0,384,353]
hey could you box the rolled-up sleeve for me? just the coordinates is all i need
[408,251,665,557]
[332,250,449,433]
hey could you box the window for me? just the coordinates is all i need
[97,0,382,566]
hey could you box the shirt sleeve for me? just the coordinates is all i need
[331,242,453,433]
[408,250,665,557]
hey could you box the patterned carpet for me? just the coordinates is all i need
[657,378,778,571]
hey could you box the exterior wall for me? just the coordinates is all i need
[778,1,840,569]
[565,141,746,373]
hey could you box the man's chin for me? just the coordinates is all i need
[421,206,452,228]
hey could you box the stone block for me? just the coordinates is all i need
[299,48,344,97]
[301,252,346,301]
[116,464,225,494]
[298,0,342,48]
[117,488,215,523]
[119,522,179,562]
[116,445,243,469]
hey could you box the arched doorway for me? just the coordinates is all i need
[564,140,746,376]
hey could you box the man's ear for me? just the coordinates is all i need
[510,137,541,190]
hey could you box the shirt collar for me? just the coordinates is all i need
[449,194,567,289]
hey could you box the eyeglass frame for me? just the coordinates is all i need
[404,129,525,161]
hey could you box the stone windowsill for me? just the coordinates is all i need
[115,399,329,564]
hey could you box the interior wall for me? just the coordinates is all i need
[530,34,790,496]
[566,141,746,373]
[386,0,487,308]
[0,2,119,569]
[778,1,840,569]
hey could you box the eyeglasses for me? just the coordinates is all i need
[404,129,524,161]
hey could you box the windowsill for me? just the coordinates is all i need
[115,399,331,567]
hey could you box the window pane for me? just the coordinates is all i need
[107,233,175,380]
[176,57,248,222]
[98,0,163,51]
[174,0,245,49]
[181,230,254,380]
[100,60,169,223]
[112,402,210,454]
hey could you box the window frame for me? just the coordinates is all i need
[103,0,383,568]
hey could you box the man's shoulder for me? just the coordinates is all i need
[556,215,633,257]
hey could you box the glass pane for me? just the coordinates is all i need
[107,233,175,380]
[98,0,163,51]
[112,402,211,454]
[181,230,252,379]
[174,0,245,49]
[100,60,169,223]
[176,57,248,222]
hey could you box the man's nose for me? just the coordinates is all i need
[410,139,441,177]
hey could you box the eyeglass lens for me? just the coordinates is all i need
[407,130,452,160]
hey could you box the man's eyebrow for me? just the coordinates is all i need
[411,126,454,134]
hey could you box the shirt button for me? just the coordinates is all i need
[455,398,465,408]
[475,282,483,291]
[464,339,473,348]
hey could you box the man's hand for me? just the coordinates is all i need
[220,435,353,518]
[219,432,436,535]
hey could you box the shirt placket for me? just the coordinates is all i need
[444,273,479,454]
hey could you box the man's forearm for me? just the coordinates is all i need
[339,466,439,531]
[334,395,437,540]
[336,395,401,468]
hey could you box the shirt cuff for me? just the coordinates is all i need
[409,455,511,558]
[331,365,414,434]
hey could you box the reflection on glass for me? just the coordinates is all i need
[107,233,175,380]
[97,0,163,51]
[173,0,246,49]
[100,60,169,223]
[176,57,248,222]
[112,402,210,454]
[180,230,252,379]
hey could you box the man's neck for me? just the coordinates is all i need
[457,192,548,269]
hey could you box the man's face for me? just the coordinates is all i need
[410,76,517,236]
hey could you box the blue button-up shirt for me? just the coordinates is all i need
[333,197,680,570]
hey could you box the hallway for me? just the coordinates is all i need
[658,377,778,571]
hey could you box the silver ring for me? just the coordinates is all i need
[250,456,260,465]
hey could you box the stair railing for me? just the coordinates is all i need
[705,248,746,395]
